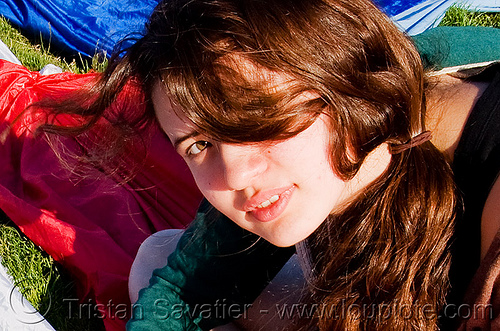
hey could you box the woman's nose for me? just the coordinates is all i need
[217,143,267,191]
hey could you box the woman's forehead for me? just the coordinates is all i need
[152,82,196,134]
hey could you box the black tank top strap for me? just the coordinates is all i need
[443,62,500,329]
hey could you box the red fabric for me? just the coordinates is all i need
[0,60,203,330]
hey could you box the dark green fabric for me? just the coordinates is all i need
[127,26,500,331]
[127,201,294,330]
[413,26,500,70]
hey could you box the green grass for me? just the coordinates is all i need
[0,214,105,330]
[0,222,55,310]
[439,4,500,28]
[0,4,499,331]
[0,15,107,73]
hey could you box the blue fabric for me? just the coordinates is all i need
[0,0,498,58]
[375,0,429,16]
[0,0,157,58]
[391,0,456,35]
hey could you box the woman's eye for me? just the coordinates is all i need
[187,141,210,156]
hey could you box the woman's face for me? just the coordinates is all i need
[154,84,352,247]
[153,83,390,247]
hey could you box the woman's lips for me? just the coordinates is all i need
[245,185,296,222]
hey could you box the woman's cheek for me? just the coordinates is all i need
[190,172,223,207]
[187,163,212,192]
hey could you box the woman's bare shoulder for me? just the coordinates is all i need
[426,73,499,259]
[426,74,490,161]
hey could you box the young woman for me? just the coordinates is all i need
[39,0,500,330]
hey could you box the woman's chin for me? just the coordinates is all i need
[258,229,311,248]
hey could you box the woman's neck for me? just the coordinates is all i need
[425,74,490,162]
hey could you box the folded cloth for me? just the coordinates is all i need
[0,60,202,331]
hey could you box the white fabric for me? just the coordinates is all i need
[392,0,456,35]
[392,0,500,35]
[458,0,500,12]
[0,39,21,65]
[0,38,62,74]
[0,259,55,331]
[39,64,63,75]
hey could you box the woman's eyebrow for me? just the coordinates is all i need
[173,131,200,149]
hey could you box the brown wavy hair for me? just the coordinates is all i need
[40,0,457,329]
